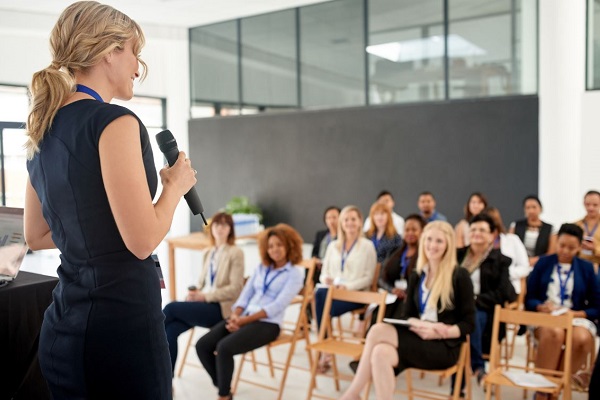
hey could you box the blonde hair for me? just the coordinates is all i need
[336,205,364,251]
[26,1,147,159]
[415,221,457,312]
[366,201,397,239]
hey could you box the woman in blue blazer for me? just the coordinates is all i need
[526,223,600,398]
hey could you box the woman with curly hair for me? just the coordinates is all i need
[195,223,305,400]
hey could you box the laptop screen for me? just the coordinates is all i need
[0,207,28,282]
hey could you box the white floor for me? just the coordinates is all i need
[21,249,589,400]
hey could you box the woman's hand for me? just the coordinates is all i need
[409,319,445,340]
[186,291,205,302]
[391,288,406,299]
[225,314,242,332]
[536,301,558,313]
[324,277,334,285]
[159,151,197,198]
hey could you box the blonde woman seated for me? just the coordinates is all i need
[315,205,377,371]
[163,212,244,373]
[340,221,475,400]
[525,223,600,397]
[195,224,304,400]
[366,202,401,263]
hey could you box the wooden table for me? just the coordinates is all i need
[165,232,212,301]
[165,232,259,301]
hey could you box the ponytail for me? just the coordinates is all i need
[26,64,74,159]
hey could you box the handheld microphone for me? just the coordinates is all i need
[155,130,207,225]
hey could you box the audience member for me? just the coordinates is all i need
[311,206,341,286]
[509,195,556,266]
[363,190,405,235]
[417,191,447,222]
[163,212,244,373]
[455,192,488,248]
[316,205,377,372]
[195,224,304,400]
[456,213,516,388]
[486,206,530,294]
[366,202,401,263]
[526,223,600,397]
[339,221,475,400]
[575,190,600,267]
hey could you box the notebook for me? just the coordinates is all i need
[0,207,28,284]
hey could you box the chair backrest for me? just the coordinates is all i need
[489,304,573,379]
[281,259,316,336]
[318,287,387,341]
[370,262,381,292]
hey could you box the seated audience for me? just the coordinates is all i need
[363,190,405,235]
[366,202,401,263]
[339,221,475,400]
[311,206,341,286]
[455,192,488,248]
[456,213,516,387]
[526,223,600,397]
[163,212,244,373]
[509,195,556,266]
[417,191,447,222]
[486,206,531,294]
[316,205,377,372]
[195,224,305,400]
[377,214,426,319]
[574,190,600,267]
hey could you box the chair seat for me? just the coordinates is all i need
[406,365,458,379]
[307,339,364,359]
[484,369,564,395]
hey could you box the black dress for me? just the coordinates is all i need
[27,100,171,399]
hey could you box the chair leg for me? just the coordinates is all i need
[250,350,257,372]
[331,355,340,391]
[266,346,275,378]
[277,339,299,400]
[306,351,321,400]
[231,351,247,394]
[177,327,195,377]
[405,370,414,400]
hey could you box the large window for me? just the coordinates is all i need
[588,0,600,89]
[189,0,538,114]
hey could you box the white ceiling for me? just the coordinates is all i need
[0,0,332,28]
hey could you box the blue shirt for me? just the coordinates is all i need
[232,262,304,326]
[422,210,447,223]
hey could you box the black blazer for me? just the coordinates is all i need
[311,229,332,259]
[378,242,417,291]
[457,247,517,312]
[514,219,553,256]
[401,267,476,348]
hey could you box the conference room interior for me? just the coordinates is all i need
[2,0,600,399]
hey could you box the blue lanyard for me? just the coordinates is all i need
[341,239,357,272]
[371,234,381,250]
[326,233,333,246]
[209,248,218,285]
[556,264,574,306]
[263,265,286,294]
[418,272,431,315]
[399,248,409,278]
[75,84,104,102]
[583,221,599,237]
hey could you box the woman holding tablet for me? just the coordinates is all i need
[340,221,475,400]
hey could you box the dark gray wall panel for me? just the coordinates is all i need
[189,96,538,241]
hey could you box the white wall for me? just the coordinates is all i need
[0,9,193,300]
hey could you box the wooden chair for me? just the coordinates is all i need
[395,336,472,400]
[483,304,574,400]
[230,259,316,400]
[335,263,381,338]
[503,276,528,361]
[305,287,387,400]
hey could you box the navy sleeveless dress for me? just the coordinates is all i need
[27,100,171,399]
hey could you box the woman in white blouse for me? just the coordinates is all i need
[315,205,377,371]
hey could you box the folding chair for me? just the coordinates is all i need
[305,288,387,400]
[395,336,472,400]
[503,276,528,361]
[231,259,316,400]
[483,304,574,400]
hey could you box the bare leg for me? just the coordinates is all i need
[571,326,594,372]
[339,323,398,400]
[371,343,400,400]
[534,327,565,370]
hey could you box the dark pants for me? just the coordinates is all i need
[163,301,224,372]
[195,320,280,396]
[314,287,365,330]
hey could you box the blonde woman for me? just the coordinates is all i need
[163,212,244,373]
[366,202,401,263]
[23,2,196,398]
[340,221,475,400]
